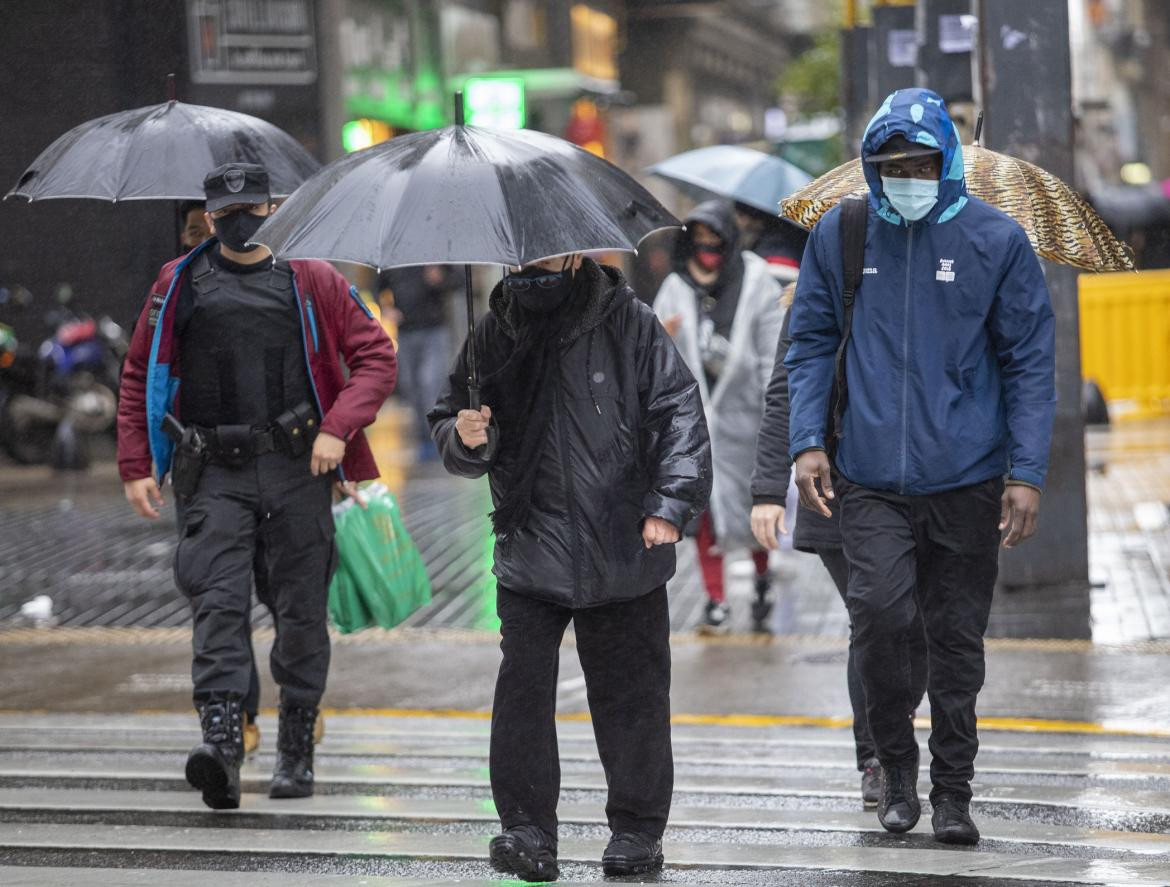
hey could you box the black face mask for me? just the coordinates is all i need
[214,209,267,252]
[506,265,575,315]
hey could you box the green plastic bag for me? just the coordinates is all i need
[328,483,432,633]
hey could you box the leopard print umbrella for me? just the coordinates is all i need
[779,145,1135,272]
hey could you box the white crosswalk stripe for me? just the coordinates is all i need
[0,712,1168,885]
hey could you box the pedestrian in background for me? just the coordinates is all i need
[751,287,928,806]
[377,265,460,463]
[786,88,1055,845]
[733,200,803,280]
[119,163,397,810]
[430,254,710,882]
[654,200,783,633]
[178,201,211,252]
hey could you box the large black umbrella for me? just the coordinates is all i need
[254,97,678,456]
[6,96,319,202]
[253,124,676,268]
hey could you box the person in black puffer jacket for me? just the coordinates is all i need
[750,294,927,809]
[429,254,711,882]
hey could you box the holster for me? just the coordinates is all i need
[272,402,319,458]
[163,414,208,499]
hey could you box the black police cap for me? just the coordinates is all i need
[203,162,271,213]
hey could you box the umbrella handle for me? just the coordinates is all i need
[480,425,499,462]
[467,384,499,463]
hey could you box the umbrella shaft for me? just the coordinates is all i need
[464,262,480,410]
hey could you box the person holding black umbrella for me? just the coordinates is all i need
[430,253,711,882]
[117,163,397,810]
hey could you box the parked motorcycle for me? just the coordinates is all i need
[0,285,127,469]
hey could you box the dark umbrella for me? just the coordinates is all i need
[6,90,319,202]
[254,95,678,457]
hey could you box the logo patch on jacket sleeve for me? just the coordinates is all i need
[936,259,956,283]
[147,292,166,327]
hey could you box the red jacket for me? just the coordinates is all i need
[117,240,397,483]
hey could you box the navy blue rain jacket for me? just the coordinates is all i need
[785,87,1056,494]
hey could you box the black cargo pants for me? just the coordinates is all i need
[836,474,1002,803]
[174,450,335,710]
[490,585,673,843]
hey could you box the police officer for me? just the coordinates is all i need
[117,163,397,810]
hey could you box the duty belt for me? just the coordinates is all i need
[194,424,282,467]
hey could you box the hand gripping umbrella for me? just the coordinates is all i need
[779,118,1134,273]
[6,77,319,202]
[253,93,679,459]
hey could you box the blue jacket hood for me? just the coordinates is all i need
[862,87,968,227]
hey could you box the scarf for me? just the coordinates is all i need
[481,273,588,538]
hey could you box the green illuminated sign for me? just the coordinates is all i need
[464,77,526,129]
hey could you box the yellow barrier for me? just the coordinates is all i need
[1079,269,1170,420]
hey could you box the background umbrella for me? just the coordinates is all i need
[254,93,678,457]
[780,144,1135,273]
[6,80,319,202]
[647,144,813,214]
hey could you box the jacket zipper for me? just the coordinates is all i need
[555,376,583,604]
[292,277,342,480]
[900,225,914,494]
[305,296,319,352]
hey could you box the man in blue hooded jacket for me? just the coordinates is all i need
[785,88,1055,845]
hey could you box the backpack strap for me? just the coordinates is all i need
[830,196,868,451]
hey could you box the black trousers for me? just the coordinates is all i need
[174,451,335,710]
[837,475,1002,802]
[817,547,929,770]
[491,585,673,842]
[242,542,278,720]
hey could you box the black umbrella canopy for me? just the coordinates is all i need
[252,124,679,269]
[7,100,320,202]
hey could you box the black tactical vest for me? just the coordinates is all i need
[178,251,312,428]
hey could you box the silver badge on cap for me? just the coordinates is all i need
[224,169,246,193]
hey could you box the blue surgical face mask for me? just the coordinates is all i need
[881,176,939,222]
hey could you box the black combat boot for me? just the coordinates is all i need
[269,703,318,799]
[185,697,244,810]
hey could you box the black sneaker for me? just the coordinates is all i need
[932,793,980,845]
[698,600,730,635]
[602,831,664,877]
[750,575,774,633]
[861,757,882,807]
[877,754,920,833]
[185,698,244,810]
[489,825,559,883]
